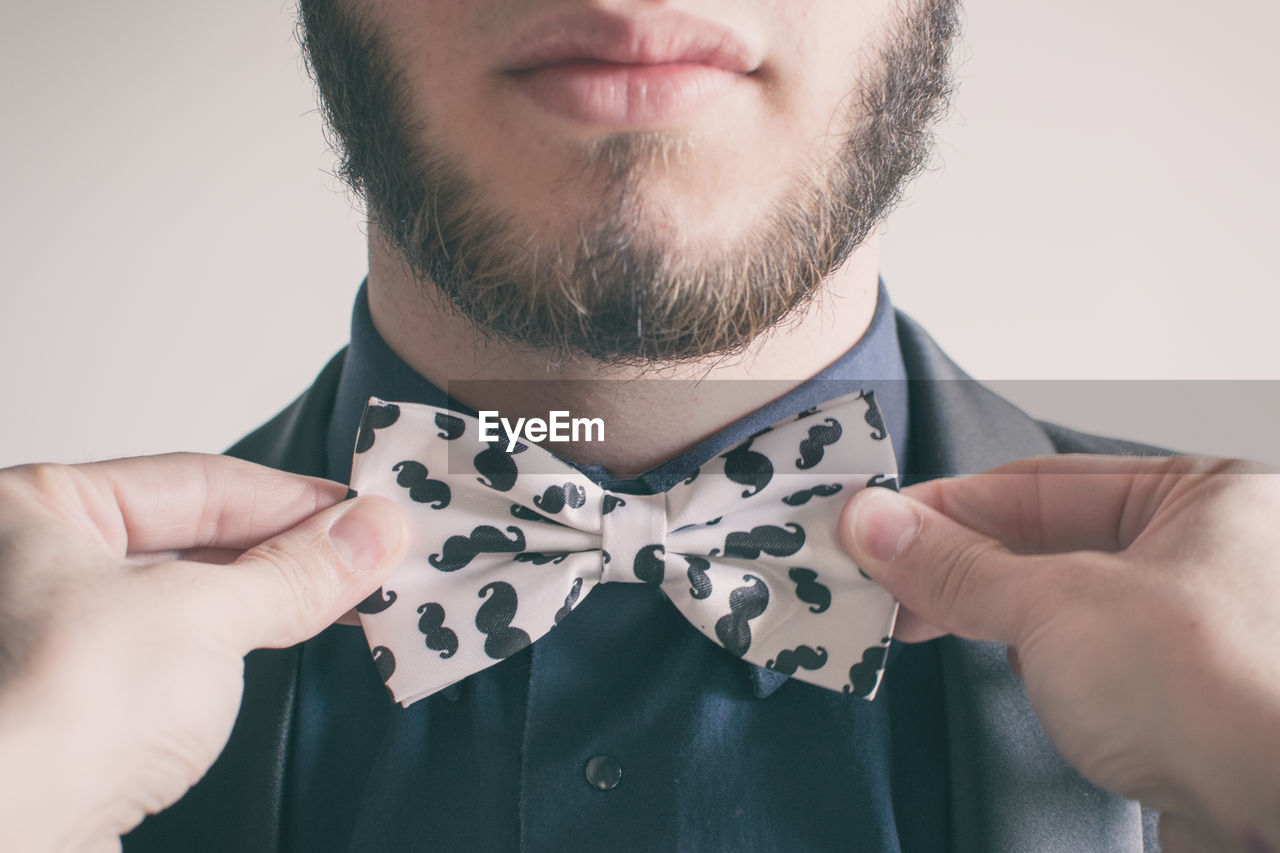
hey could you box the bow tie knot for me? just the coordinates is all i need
[350,390,901,708]
[599,491,666,585]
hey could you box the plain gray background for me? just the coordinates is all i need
[2,0,1277,469]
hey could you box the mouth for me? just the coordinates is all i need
[502,10,762,128]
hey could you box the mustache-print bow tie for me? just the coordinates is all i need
[348,391,901,708]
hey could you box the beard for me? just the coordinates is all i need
[298,0,959,365]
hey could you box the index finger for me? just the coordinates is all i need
[903,453,1176,555]
[25,453,348,555]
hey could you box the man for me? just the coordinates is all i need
[1,0,1277,851]
[162,0,989,844]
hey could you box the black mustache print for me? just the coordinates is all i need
[675,515,725,533]
[416,603,458,659]
[843,640,890,697]
[711,523,805,559]
[355,402,400,454]
[533,482,587,514]
[787,568,831,614]
[767,644,829,675]
[356,586,397,615]
[683,469,699,486]
[602,495,626,514]
[632,544,666,584]
[476,582,532,660]
[391,460,451,509]
[796,418,842,469]
[513,551,569,565]
[714,575,769,657]
[371,646,395,683]
[554,577,584,625]
[686,556,713,599]
[795,406,820,419]
[722,435,774,498]
[781,483,843,507]
[510,504,565,526]
[474,441,527,492]
[860,391,887,441]
[429,524,527,572]
[435,412,465,440]
[866,473,898,490]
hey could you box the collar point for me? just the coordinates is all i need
[747,663,790,699]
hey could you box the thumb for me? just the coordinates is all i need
[840,488,1053,647]
[217,495,407,652]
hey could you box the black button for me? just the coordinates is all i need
[584,754,623,791]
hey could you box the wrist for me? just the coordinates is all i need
[1173,673,1280,850]
[0,697,116,853]
[0,719,62,853]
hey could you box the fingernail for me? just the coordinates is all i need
[329,497,401,572]
[853,489,921,562]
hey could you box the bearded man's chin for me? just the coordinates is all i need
[298,0,958,363]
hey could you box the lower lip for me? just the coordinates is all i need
[507,62,743,127]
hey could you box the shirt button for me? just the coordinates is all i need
[584,754,623,791]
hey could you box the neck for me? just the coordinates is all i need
[366,235,882,477]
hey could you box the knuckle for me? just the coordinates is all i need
[2,462,70,499]
[1163,452,1273,482]
[1202,454,1274,477]
[245,537,334,634]
[1163,454,1213,476]
[1179,455,1280,516]
[930,537,995,614]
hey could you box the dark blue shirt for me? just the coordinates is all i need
[286,281,950,852]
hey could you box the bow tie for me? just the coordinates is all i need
[348,391,901,708]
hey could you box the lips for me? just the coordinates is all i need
[502,10,761,127]
[505,10,760,73]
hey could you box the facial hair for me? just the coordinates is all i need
[298,0,959,365]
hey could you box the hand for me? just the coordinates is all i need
[0,454,407,853]
[841,454,1280,853]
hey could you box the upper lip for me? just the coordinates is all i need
[502,9,761,73]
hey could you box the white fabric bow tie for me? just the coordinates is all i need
[348,391,901,708]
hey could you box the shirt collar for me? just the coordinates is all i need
[325,279,911,699]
